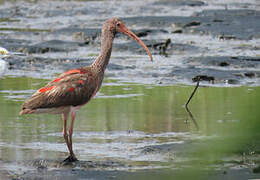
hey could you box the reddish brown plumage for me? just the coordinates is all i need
[20,17,153,162]
[21,67,98,111]
[38,86,55,93]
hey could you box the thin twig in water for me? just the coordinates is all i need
[185,78,200,130]
[185,79,200,109]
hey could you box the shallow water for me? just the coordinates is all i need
[0,76,259,178]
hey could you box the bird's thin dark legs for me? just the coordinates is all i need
[62,111,78,162]
[62,112,70,153]
[67,111,78,161]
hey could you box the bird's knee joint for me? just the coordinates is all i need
[63,132,68,138]
[69,130,73,136]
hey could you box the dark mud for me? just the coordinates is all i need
[194,10,260,40]
[9,166,260,180]
[167,56,260,85]
[0,0,259,86]
[2,139,259,180]
[121,9,260,40]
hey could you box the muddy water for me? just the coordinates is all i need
[0,76,260,179]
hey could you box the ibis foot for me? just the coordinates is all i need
[63,155,78,163]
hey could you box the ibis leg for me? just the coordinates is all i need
[62,112,70,154]
[62,111,77,162]
[68,111,77,161]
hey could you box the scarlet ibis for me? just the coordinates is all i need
[20,17,153,162]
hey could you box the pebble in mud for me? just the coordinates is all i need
[244,72,255,78]
[172,29,183,34]
[218,34,237,40]
[218,62,229,67]
[183,21,201,28]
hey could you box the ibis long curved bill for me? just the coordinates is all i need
[118,24,153,61]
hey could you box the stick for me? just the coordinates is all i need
[185,78,200,130]
[185,78,200,109]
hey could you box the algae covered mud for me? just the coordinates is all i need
[0,0,260,179]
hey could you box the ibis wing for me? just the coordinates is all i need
[22,72,97,110]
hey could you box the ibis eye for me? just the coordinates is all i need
[116,22,121,27]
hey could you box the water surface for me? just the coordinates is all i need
[0,76,259,179]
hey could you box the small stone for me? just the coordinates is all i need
[172,29,183,33]
[218,35,237,40]
[184,21,201,28]
[244,72,255,78]
[136,31,149,37]
[219,62,229,67]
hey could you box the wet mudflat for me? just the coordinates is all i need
[0,78,259,179]
[0,0,260,179]
[0,0,260,86]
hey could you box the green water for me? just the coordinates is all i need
[0,76,259,177]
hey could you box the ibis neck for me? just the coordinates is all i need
[91,30,115,73]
